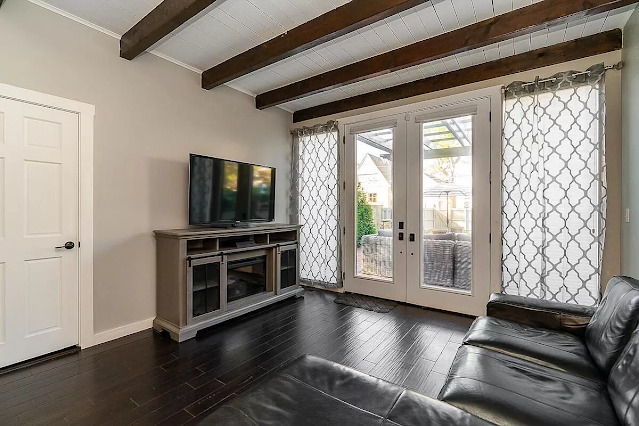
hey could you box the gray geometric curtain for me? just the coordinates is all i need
[291,121,342,288]
[502,64,607,306]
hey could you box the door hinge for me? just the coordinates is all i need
[489,171,492,184]
[343,227,346,235]
[489,233,492,244]
[489,111,492,122]
[343,181,346,190]
[343,135,346,145]
[78,241,81,248]
[342,272,346,281]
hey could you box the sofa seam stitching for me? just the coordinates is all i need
[280,372,391,420]
[622,386,639,423]
[382,389,406,423]
[219,405,260,426]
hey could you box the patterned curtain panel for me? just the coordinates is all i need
[291,121,342,288]
[502,64,607,306]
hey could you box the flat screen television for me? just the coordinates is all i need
[189,154,275,226]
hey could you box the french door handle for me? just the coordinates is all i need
[55,241,75,250]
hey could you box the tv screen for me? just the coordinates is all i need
[189,154,275,225]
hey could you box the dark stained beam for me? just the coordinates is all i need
[259,0,634,109]
[293,30,622,123]
[201,0,429,90]
[120,0,222,60]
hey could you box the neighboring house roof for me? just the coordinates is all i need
[357,153,457,191]
[358,154,392,186]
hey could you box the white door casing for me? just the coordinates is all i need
[0,95,80,368]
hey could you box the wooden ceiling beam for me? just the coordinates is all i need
[259,0,634,109]
[120,0,222,60]
[292,30,622,123]
[201,0,429,90]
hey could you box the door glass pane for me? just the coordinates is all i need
[356,128,393,280]
[422,116,472,291]
[281,249,297,290]
[192,262,221,317]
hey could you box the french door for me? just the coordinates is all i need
[343,119,407,301]
[344,97,492,316]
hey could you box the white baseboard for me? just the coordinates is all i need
[86,317,155,348]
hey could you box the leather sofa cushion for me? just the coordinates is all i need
[464,316,603,382]
[199,355,491,426]
[439,345,620,426]
[586,276,639,374]
[608,326,639,426]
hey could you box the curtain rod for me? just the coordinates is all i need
[516,61,623,88]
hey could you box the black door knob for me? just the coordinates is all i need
[55,241,75,250]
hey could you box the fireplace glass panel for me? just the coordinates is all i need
[227,255,268,303]
[192,262,221,318]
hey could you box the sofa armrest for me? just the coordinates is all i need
[487,293,596,337]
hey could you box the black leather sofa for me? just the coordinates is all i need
[200,276,639,425]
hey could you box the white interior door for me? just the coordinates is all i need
[406,99,492,316]
[0,97,79,368]
[343,118,407,301]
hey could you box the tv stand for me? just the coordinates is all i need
[153,224,303,342]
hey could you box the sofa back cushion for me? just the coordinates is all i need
[608,326,639,426]
[456,233,472,242]
[424,233,456,241]
[377,229,393,238]
[585,276,639,374]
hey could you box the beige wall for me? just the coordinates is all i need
[295,51,623,289]
[622,9,639,279]
[0,0,293,333]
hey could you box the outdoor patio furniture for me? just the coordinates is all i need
[360,231,471,290]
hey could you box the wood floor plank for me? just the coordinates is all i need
[402,358,436,392]
[419,371,448,398]
[432,341,462,375]
[0,289,474,425]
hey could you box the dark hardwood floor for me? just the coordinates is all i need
[0,288,474,426]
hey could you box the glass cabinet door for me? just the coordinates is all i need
[279,245,298,291]
[188,256,223,323]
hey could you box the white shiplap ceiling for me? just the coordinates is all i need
[33,0,636,113]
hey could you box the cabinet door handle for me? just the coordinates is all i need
[398,232,404,241]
